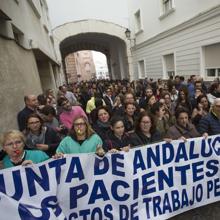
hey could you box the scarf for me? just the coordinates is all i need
[97,120,110,129]
[26,127,47,149]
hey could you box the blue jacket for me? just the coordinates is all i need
[198,111,220,135]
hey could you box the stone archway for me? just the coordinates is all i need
[53,19,132,81]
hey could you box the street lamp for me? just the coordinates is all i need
[125,28,136,46]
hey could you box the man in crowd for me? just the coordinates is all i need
[103,87,114,110]
[17,95,38,131]
[58,97,87,130]
[60,85,77,105]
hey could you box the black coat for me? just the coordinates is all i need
[17,107,34,131]
[103,95,114,110]
[92,123,111,141]
[123,115,136,132]
[198,111,220,135]
[103,132,131,152]
[129,130,162,147]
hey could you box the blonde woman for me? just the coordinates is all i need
[1,130,49,169]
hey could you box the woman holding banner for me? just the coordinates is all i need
[0,130,49,169]
[55,115,104,156]
[130,111,162,147]
[165,107,200,141]
[103,116,132,152]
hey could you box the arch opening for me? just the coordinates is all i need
[56,29,129,83]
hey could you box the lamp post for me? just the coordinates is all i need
[124,28,136,80]
[125,28,136,46]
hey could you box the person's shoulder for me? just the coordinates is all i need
[153,129,162,137]
[73,105,83,110]
[166,125,176,133]
[26,150,49,159]
[61,136,73,142]
[129,131,139,139]
[2,154,10,162]
[45,126,57,134]
[66,91,73,95]
[203,112,216,121]
[17,107,28,115]
[91,133,101,139]
[26,149,45,155]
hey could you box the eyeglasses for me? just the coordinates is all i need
[141,121,151,124]
[4,140,23,148]
[28,121,40,125]
[73,122,86,127]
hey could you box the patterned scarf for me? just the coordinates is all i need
[26,127,47,149]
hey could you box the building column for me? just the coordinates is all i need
[126,40,134,80]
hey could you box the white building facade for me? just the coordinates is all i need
[0,0,61,132]
[128,0,220,80]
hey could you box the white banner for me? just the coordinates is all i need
[0,135,220,220]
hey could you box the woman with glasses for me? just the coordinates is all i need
[55,115,103,155]
[24,113,61,157]
[130,112,161,147]
[1,130,49,169]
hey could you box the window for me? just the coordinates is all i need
[203,43,220,79]
[163,54,175,79]
[138,60,145,79]
[27,0,41,18]
[167,71,175,77]
[163,0,172,13]
[134,9,143,34]
[206,68,220,77]
[159,0,175,19]
[12,24,24,46]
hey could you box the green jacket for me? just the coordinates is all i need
[56,134,102,154]
[3,150,49,168]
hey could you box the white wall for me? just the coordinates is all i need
[0,0,56,60]
[47,0,129,28]
[128,0,220,43]
[131,7,220,80]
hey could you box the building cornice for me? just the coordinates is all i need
[134,4,220,51]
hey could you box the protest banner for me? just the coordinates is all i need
[0,135,220,219]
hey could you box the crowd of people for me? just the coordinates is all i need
[1,75,220,169]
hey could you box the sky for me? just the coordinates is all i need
[46,0,119,74]
[46,0,129,29]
